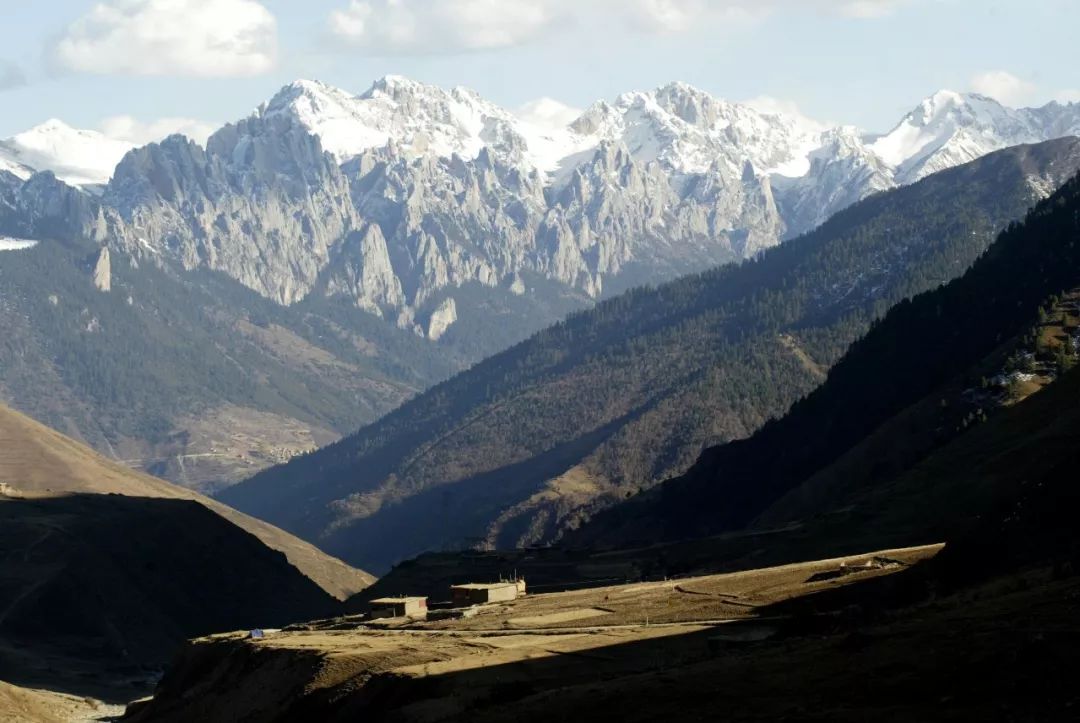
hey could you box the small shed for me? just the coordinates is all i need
[451,582,521,607]
[369,596,428,619]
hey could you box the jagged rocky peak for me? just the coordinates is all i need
[9,77,1079,347]
[363,73,430,98]
[868,89,1080,183]
[207,117,343,195]
[651,80,730,126]
[567,81,827,181]
[256,75,533,171]
[107,134,213,209]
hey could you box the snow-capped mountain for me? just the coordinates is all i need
[0,119,133,188]
[870,90,1080,183]
[255,78,825,188]
[260,77,510,164]
[4,78,1080,344]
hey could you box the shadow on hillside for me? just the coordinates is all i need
[328,569,1080,722]
[0,493,340,702]
[328,400,670,573]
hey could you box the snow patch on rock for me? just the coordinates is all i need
[0,237,38,251]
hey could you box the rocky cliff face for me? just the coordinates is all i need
[104,125,361,306]
[8,79,1080,349]
[0,169,113,244]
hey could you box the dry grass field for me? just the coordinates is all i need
[126,545,946,722]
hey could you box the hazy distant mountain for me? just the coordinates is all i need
[0,119,133,188]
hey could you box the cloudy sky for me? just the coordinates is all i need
[0,0,1076,142]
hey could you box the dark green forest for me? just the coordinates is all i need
[578,166,1080,546]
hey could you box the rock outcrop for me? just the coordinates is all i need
[92,246,111,292]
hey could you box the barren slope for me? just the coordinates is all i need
[0,403,373,599]
[124,545,941,723]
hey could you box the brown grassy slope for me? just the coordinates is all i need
[0,681,123,722]
[0,403,373,599]
[123,546,942,723]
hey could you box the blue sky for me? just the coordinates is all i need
[0,0,1076,142]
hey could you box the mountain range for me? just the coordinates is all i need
[7,78,1080,328]
[2,77,1080,496]
[107,147,1080,723]
[220,137,1080,572]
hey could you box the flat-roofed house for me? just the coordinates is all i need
[369,596,428,619]
[451,581,520,606]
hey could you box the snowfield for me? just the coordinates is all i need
[0,237,39,251]
[0,119,133,187]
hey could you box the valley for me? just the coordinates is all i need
[222,137,1080,573]
[3,76,1080,496]
[0,401,372,715]
[2,5,1079,719]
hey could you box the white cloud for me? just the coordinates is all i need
[53,0,277,77]
[837,0,905,18]
[970,70,1036,106]
[1055,89,1080,105]
[515,98,582,130]
[326,0,903,53]
[99,115,219,146]
[628,0,905,32]
[329,0,558,53]
[0,61,26,91]
[631,0,709,33]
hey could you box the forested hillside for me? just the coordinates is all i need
[0,224,460,492]
[222,138,1080,572]
[575,165,1080,547]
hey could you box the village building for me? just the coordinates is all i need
[368,596,428,619]
[450,580,524,607]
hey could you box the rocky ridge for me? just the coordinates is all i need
[6,80,1080,346]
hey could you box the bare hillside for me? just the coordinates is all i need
[0,403,373,600]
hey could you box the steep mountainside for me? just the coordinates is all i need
[0,401,372,697]
[221,138,1080,572]
[0,402,373,599]
[0,494,338,698]
[575,166,1080,548]
[0,179,462,492]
